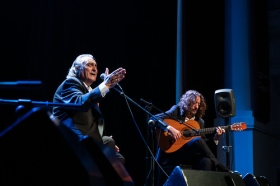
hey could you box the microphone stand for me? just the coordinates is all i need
[139,99,179,186]
[0,98,83,110]
[113,87,170,132]
[144,103,154,186]
[0,81,42,89]
[113,87,169,186]
[0,98,83,118]
[222,117,232,170]
[139,99,176,120]
[0,98,84,139]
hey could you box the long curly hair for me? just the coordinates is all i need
[178,90,207,119]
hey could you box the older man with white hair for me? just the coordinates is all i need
[53,54,126,164]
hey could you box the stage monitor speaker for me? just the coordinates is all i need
[0,107,105,186]
[214,89,236,118]
[242,173,270,186]
[164,166,246,186]
[81,137,134,186]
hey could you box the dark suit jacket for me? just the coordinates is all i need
[53,77,105,142]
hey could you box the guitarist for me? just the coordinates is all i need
[150,90,232,173]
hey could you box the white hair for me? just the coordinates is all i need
[66,54,95,78]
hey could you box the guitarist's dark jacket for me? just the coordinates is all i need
[152,104,220,154]
[151,104,219,166]
[152,104,208,141]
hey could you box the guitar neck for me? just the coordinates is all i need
[184,125,230,136]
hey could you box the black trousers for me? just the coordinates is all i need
[159,137,218,171]
[102,136,125,165]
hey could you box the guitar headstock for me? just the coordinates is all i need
[230,122,247,131]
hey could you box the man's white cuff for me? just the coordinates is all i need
[99,82,109,97]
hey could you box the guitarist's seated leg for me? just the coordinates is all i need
[163,151,215,171]
[192,155,215,171]
[161,137,231,172]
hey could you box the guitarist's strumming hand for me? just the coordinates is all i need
[214,126,225,141]
[167,125,181,140]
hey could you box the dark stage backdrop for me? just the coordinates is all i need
[0,0,224,185]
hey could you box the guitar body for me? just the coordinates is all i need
[155,119,201,153]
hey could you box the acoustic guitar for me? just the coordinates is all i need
[155,118,247,153]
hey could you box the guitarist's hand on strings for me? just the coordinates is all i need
[214,126,225,141]
[168,126,181,140]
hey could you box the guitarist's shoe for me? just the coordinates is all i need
[216,163,234,173]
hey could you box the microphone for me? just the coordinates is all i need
[148,118,169,131]
[140,98,153,106]
[148,119,155,126]
[100,73,106,80]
